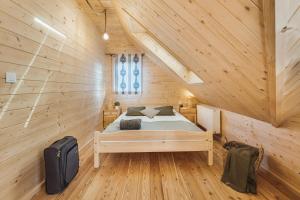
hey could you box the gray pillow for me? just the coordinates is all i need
[126,106,146,116]
[120,119,141,130]
[155,106,175,116]
[140,108,160,118]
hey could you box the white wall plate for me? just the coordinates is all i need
[6,72,17,83]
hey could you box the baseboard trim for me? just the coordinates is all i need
[258,167,300,199]
[21,181,44,200]
[80,137,94,152]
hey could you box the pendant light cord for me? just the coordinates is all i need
[104,9,107,32]
[85,0,107,34]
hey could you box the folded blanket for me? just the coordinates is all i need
[221,141,259,194]
[120,119,141,130]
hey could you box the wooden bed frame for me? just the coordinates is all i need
[94,130,213,168]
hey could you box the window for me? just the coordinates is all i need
[133,33,203,84]
[112,53,143,94]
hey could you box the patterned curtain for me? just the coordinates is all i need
[113,53,143,95]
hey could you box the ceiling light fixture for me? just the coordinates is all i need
[102,9,109,41]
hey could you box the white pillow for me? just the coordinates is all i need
[140,108,160,118]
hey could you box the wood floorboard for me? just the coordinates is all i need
[32,144,290,200]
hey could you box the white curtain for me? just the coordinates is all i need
[113,53,143,95]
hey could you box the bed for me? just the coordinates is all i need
[94,105,219,168]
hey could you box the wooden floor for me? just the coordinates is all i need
[33,144,289,200]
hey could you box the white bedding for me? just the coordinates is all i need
[114,111,192,123]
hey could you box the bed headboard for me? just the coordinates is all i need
[197,104,221,134]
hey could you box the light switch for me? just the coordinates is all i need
[6,72,17,83]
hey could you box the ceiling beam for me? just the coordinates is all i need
[262,0,277,126]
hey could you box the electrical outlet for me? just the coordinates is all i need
[6,72,17,83]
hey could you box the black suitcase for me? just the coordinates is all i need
[44,136,79,194]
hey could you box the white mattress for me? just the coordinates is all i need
[114,111,192,123]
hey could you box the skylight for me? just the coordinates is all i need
[133,32,203,84]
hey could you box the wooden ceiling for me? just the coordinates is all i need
[76,0,137,53]
[78,0,278,123]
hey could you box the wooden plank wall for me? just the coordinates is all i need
[222,111,300,196]
[0,0,106,199]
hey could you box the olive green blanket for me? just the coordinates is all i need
[221,141,259,194]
